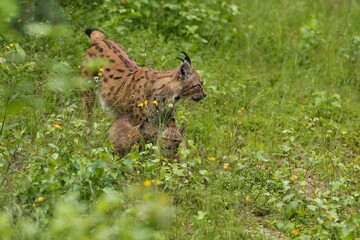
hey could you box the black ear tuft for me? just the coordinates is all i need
[85,28,104,37]
[85,28,95,37]
[181,51,191,65]
[176,57,184,62]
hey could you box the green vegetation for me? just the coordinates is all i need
[1,0,359,239]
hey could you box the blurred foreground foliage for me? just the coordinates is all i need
[0,0,360,239]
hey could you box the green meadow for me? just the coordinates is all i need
[0,0,359,239]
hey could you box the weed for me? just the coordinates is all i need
[0,0,359,239]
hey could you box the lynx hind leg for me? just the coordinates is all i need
[83,89,95,134]
[109,118,141,155]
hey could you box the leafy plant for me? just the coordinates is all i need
[0,0,359,239]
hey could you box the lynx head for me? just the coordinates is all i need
[161,119,184,151]
[174,52,206,102]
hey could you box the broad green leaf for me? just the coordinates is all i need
[307,205,318,211]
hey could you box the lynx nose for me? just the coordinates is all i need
[202,90,207,98]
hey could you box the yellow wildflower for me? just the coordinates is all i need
[152,100,158,107]
[37,197,44,203]
[223,163,230,170]
[300,181,306,187]
[99,68,104,72]
[245,195,250,201]
[98,72,103,77]
[54,124,61,129]
[290,175,297,182]
[291,229,300,236]
[6,46,10,49]
[237,107,244,114]
[138,102,144,107]
[208,157,216,161]
[9,43,14,47]
[143,180,152,187]
[144,100,148,106]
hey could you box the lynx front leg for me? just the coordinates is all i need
[83,89,95,134]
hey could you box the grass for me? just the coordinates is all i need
[1,0,360,239]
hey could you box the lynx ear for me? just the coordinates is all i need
[179,126,185,136]
[181,51,191,65]
[176,51,191,65]
[176,51,192,80]
[179,61,191,80]
[167,118,177,128]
